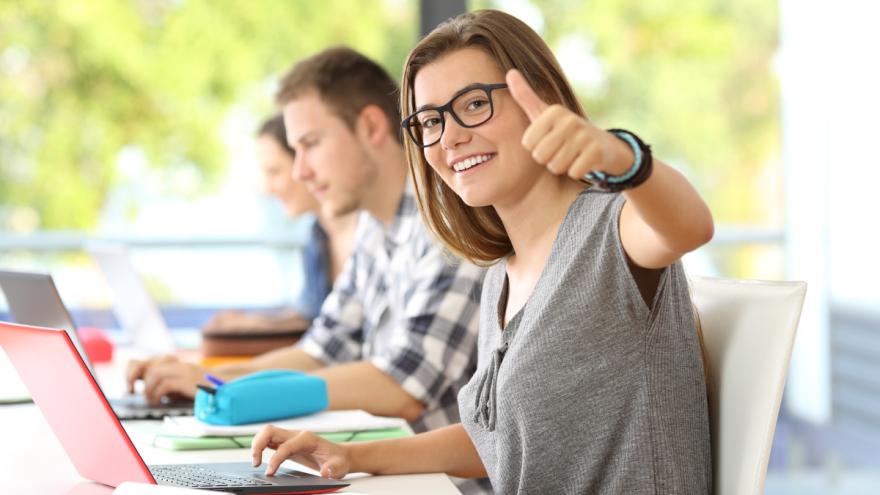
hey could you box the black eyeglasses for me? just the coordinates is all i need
[401,83,508,148]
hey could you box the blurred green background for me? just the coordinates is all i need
[0,0,781,283]
[0,0,417,228]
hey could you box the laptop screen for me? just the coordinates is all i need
[0,270,96,376]
[0,322,155,487]
[85,243,175,353]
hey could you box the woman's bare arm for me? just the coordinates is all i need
[618,158,714,269]
[252,423,487,480]
[348,423,486,478]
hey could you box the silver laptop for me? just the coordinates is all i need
[0,269,192,419]
[85,242,177,353]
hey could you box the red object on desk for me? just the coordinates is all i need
[77,326,114,362]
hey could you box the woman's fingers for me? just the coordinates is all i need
[545,132,590,175]
[521,104,566,153]
[569,142,604,179]
[252,426,297,468]
[254,429,351,479]
[527,110,598,175]
[527,112,567,167]
[265,431,325,476]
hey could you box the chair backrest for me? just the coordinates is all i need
[690,276,807,495]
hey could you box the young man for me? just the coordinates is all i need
[126,47,491,494]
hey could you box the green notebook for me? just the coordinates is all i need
[126,424,411,452]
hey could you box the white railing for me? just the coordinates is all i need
[0,232,307,250]
[0,225,781,251]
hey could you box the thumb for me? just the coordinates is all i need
[506,69,548,122]
[321,460,344,479]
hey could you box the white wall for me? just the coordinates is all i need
[780,0,880,424]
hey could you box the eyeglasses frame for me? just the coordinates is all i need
[400,83,509,149]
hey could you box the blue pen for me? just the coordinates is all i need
[204,374,226,387]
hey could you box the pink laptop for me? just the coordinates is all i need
[0,321,348,494]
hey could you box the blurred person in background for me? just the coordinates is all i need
[203,115,358,332]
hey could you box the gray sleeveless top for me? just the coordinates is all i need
[458,189,712,494]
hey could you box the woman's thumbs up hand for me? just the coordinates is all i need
[506,69,633,179]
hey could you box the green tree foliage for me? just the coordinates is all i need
[1,0,780,231]
[0,0,416,230]
[474,0,781,225]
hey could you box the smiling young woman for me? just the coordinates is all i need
[251,10,714,494]
[401,12,588,266]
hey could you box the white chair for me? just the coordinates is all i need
[690,276,807,495]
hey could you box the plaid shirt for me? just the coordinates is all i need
[297,180,485,434]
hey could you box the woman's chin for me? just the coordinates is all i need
[456,192,493,209]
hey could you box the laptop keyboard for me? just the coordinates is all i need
[111,395,193,419]
[150,465,274,488]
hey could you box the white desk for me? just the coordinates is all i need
[0,353,461,494]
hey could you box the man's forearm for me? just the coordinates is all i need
[313,361,425,422]
[208,351,423,422]
[210,347,325,381]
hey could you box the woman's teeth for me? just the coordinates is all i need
[454,154,494,172]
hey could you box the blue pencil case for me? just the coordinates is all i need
[195,370,328,426]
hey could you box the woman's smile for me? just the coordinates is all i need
[450,153,497,174]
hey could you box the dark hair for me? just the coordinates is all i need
[258,114,295,159]
[276,46,401,143]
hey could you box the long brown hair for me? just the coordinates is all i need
[400,9,712,394]
[400,9,585,266]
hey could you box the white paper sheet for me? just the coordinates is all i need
[163,409,408,438]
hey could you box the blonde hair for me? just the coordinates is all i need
[400,9,586,266]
